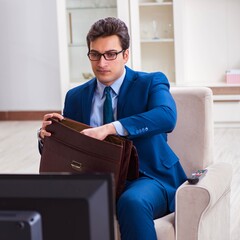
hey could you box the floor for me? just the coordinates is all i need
[0,121,239,240]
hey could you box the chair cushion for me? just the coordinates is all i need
[154,213,175,240]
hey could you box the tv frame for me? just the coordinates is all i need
[0,210,42,240]
[0,173,115,240]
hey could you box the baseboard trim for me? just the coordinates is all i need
[0,111,61,120]
[214,122,240,128]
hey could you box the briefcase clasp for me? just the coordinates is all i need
[71,160,82,171]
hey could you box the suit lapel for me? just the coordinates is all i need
[117,67,137,118]
[80,68,137,123]
[81,79,97,125]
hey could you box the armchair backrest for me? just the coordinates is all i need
[169,87,214,176]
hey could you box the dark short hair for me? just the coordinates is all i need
[86,17,130,51]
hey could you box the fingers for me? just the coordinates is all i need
[80,124,115,140]
[81,128,103,140]
[43,113,64,121]
[40,119,52,139]
[40,112,64,139]
[40,128,51,139]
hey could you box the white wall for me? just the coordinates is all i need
[0,0,62,111]
[1,0,239,112]
[175,0,240,85]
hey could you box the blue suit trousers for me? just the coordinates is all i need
[117,175,168,240]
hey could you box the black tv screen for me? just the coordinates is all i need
[0,173,115,240]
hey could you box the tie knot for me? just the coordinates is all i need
[104,86,111,95]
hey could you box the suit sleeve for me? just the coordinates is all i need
[119,72,176,138]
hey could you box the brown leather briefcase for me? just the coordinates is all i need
[39,117,139,199]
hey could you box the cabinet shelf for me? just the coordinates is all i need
[67,6,116,10]
[66,0,117,10]
[139,2,173,7]
[141,38,174,43]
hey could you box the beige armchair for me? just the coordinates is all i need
[154,87,232,240]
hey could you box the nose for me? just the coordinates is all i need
[97,55,108,67]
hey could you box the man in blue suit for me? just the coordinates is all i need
[39,17,186,240]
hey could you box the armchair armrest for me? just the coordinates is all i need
[175,162,232,240]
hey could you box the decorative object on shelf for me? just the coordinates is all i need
[163,23,173,38]
[141,27,148,40]
[152,20,159,39]
[226,69,240,84]
[156,0,172,2]
[82,72,94,80]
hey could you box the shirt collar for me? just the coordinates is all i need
[96,68,126,98]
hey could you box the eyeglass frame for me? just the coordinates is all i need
[87,49,125,61]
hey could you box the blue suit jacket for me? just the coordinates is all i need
[63,66,186,212]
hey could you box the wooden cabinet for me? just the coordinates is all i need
[210,86,240,127]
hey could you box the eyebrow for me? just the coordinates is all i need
[89,49,119,53]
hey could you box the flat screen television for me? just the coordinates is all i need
[0,173,115,240]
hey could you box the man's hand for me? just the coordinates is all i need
[81,123,116,140]
[40,113,64,139]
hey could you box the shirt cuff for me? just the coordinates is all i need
[112,121,128,136]
[37,129,44,145]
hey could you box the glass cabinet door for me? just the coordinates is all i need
[139,0,175,83]
[132,0,175,82]
[129,0,175,84]
[66,0,117,86]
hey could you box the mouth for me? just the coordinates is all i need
[97,69,110,74]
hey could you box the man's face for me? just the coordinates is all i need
[88,35,129,86]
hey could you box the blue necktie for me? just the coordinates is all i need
[103,86,114,124]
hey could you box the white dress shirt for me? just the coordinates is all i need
[90,69,128,136]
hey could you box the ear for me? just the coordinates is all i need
[123,49,129,62]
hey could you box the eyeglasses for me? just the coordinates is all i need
[87,49,125,61]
